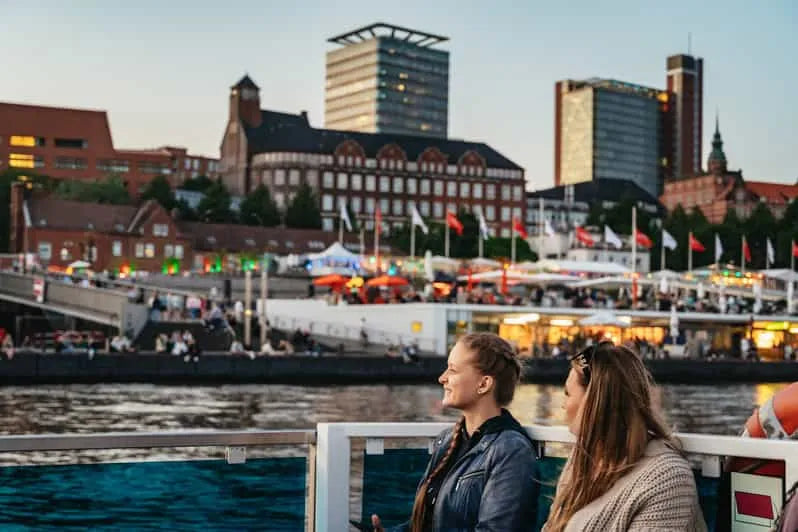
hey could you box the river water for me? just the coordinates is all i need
[0,381,788,465]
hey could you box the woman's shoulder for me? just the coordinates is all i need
[634,440,696,493]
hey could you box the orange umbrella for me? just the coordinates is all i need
[313,274,350,286]
[366,275,409,287]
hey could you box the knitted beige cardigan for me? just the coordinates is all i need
[548,439,707,532]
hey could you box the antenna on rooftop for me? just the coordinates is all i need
[688,32,692,55]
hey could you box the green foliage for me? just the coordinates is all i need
[239,184,281,226]
[174,198,199,221]
[180,175,214,192]
[284,183,321,229]
[196,181,235,223]
[139,175,175,210]
[0,170,52,251]
[54,175,131,205]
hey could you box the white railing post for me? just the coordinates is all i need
[315,423,350,532]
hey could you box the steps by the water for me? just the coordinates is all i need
[133,321,233,352]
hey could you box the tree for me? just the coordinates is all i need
[484,237,536,262]
[173,198,199,221]
[180,175,214,192]
[239,184,281,226]
[744,202,778,269]
[284,183,321,229]
[196,181,235,223]
[140,175,175,210]
[54,175,131,205]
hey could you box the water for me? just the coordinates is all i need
[0,382,787,464]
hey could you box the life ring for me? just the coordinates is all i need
[744,382,798,440]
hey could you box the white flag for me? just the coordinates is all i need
[604,225,622,249]
[767,238,775,265]
[411,205,429,235]
[544,219,555,237]
[339,201,352,231]
[662,229,677,250]
[714,233,723,262]
[478,211,490,240]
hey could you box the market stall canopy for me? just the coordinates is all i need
[312,274,350,286]
[469,257,502,269]
[306,242,360,261]
[579,311,631,328]
[366,275,409,287]
[67,260,91,269]
[518,259,631,276]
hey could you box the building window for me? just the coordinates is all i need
[112,241,122,257]
[500,185,510,201]
[420,179,431,195]
[460,182,470,198]
[54,138,87,149]
[366,175,376,191]
[433,180,443,196]
[144,243,155,258]
[501,207,510,221]
[10,135,45,147]
[486,184,496,200]
[474,183,483,199]
[337,173,348,189]
[447,202,456,214]
[55,157,88,170]
[60,247,71,261]
[392,177,403,194]
[135,243,144,258]
[365,198,375,213]
[9,153,44,169]
[433,202,443,218]
[97,159,130,173]
[175,245,184,259]
[420,201,430,216]
[289,169,300,185]
[513,186,522,201]
[351,197,362,213]
[486,205,495,221]
[380,198,390,215]
[501,228,511,238]
[38,242,52,260]
[153,224,169,237]
[407,178,417,195]
[274,169,286,186]
[185,159,191,170]
[164,244,174,258]
[322,194,333,211]
[379,176,390,193]
[322,171,334,188]
[447,182,457,197]
[351,174,362,190]
[274,192,285,207]
[322,218,334,231]
[393,199,403,216]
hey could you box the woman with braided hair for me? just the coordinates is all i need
[543,341,705,531]
[367,332,539,531]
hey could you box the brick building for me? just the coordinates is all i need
[660,120,798,223]
[220,75,526,237]
[9,184,373,272]
[0,102,219,195]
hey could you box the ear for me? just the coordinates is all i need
[479,375,495,395]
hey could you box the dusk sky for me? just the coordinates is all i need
[2,1,795,190]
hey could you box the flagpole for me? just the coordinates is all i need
[359,228,365,255]
[478,232,484,258]
[631,206,637,307]
[741,236,746,275]
[766,238,769,270]
[688,231,693,273]
[445,224,450,258]
[538,197,544,261]
[511,230,516,265]
[410,222,416,260]
[660,230,665,271]
[374,213,380,274]
[338,215,343,244]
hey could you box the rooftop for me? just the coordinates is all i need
[527,178,663,209]
[328,22,448,48]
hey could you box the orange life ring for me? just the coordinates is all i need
[744,382,798,439]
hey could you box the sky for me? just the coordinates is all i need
[1,1,796,190]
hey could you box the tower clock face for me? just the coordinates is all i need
[242,88,256,100]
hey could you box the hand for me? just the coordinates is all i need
[371,514,384,532]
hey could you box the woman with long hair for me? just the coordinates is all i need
[543,341,706,531]
[368,332,538,532]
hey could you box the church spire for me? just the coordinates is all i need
[707,111,727,174]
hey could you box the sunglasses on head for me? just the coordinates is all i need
[569,341,613,383]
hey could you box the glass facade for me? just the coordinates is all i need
[325,37,449,137]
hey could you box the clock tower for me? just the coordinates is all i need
[229,74,262,128]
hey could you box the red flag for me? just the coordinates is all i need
[634,229,653,249]
[743,237,752,263]
[793,240,798,258]
[374,206,382,235]
[513,216,528,239]
[689,234,705,252]
[575,226,594,247]
[446,211,463,236]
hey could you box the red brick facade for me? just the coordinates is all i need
[0,102,219,195]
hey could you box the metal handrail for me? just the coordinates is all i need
[0,429,316,452]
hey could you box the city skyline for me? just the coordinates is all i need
[1,1,795,190]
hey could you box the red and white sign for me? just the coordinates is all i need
[32,277,46,303]
[730,471,783,530]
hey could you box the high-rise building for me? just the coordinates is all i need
[554,79,671,198]
[325,23,449,138]
[666,54,703,179]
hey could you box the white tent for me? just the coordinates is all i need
[579,311,630,328]
[68,260,91,269]
[306,242,359,261]
[469,257,502,269]
[457,270,576,286]
[430,255,460,269]
[519,259,631,276]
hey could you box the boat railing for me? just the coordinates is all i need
[315,422,798,532]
